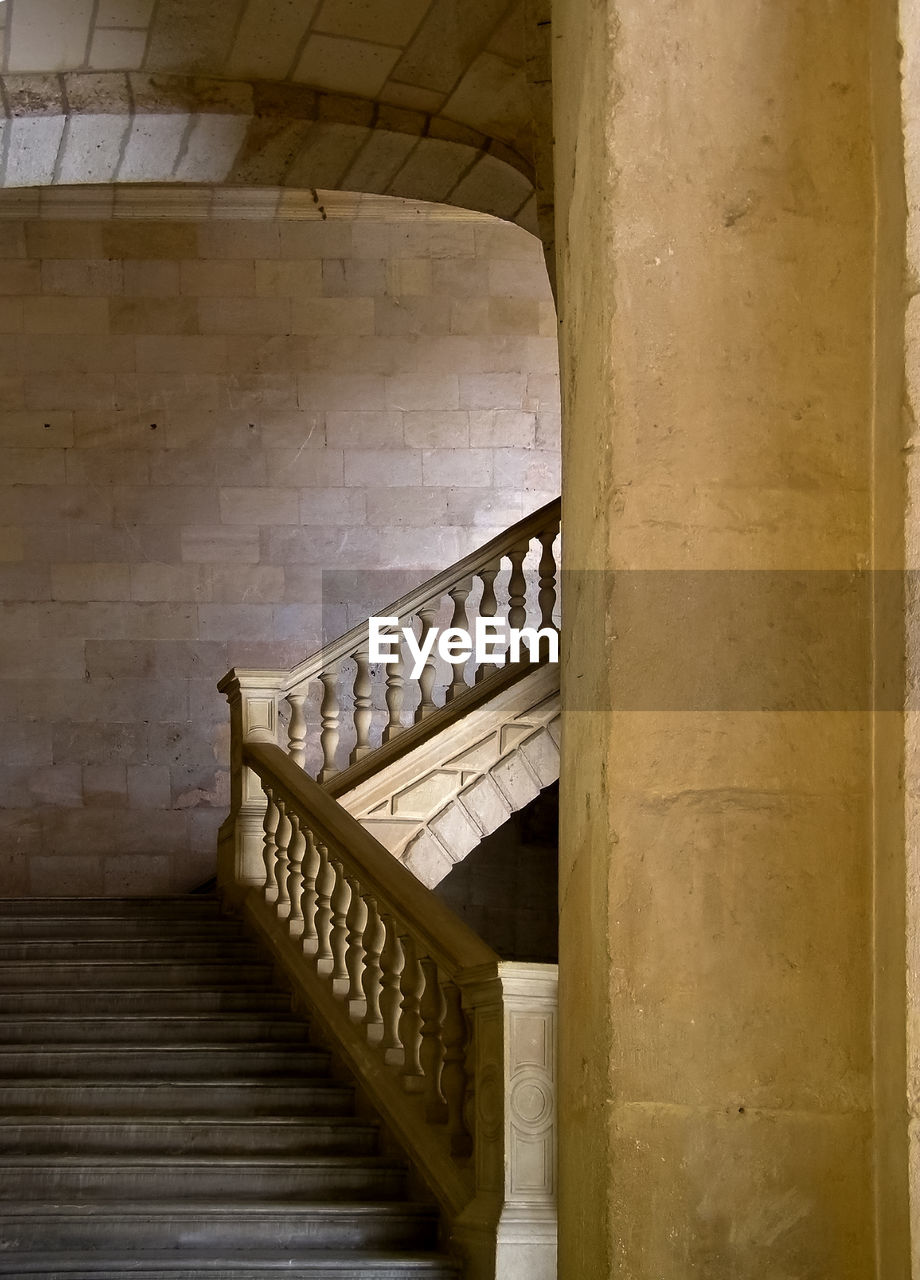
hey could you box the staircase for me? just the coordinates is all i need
[0,894,458,1279]
[216,498,561,1280]
[0,500,561,1280]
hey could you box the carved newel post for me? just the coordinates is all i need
[453,961,558,1280]
[216,669,284,904]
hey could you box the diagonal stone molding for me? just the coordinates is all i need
[336,662,559,889]
[0,71,536,231]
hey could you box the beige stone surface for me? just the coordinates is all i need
[0,192,559,895]
[552,0,891,1274]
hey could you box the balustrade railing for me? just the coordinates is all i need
[218,498,561,792]
[223,741,557,1279]
[216,500,561,1278]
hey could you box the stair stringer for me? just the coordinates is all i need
[333,663,560,889]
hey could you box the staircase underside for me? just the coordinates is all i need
[0,896,459,1280]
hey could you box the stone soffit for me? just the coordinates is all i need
[0,182,509,226]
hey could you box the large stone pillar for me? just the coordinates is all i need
[552,0,907,1275]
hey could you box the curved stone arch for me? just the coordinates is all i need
[342,670,560,890]
[0,71,537,231]
[400,716,560,889]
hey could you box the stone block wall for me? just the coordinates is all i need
[0,187,560,895]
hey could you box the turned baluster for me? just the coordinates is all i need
[286,692,307,768]
[475,562,500,683]
[349,644,373,764]
[445,577,472,702]
[318,666,341,782]
[286,812,306,937]
[383,630,405,743]
[329,856,351,992]
[413,604,440,722]
[507,543,529,633]
[344,875,368,1017]
[379,914,405,1066]
[398,933,424,1092]
[261,789,280,899]
[273,798,291,917]
[419,957,447,1123]
[300,828,321,956]
[314,842,335,972]
[361,896,385,1043]
[441,980,473,1157]
[538,528,558,630]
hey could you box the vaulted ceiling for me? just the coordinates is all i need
[0,0,546,230]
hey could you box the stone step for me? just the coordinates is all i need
[0,1157,408,1202]
[0,1014,307,1045]
[0,1045,329,1079]
[0,1078,355,1117]
[0,960,275,988]
[0,916,245,940]
[0,898,223,918]
[0,1203,441,1252]
[0,1117,380,1158]
[0,938,264,962]
[0,987,293,1016]
[0,1252,458,1279]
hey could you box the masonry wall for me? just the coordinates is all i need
[0,189,560,896]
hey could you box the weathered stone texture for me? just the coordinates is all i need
[0,196,559,895]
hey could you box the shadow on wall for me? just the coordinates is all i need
[433,781,558,962]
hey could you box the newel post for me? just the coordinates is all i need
[217,668,284,904]
[452,961,558,1280]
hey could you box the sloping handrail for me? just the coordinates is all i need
[282,497,561,694]
[225,736,558,1278]
[245,741,498,976]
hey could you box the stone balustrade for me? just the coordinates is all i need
[222,741,557,1280]
[261,497,559,785]
[216,500,562,1277]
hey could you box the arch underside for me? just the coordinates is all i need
[0,72,536,231]
[339,667,560,889]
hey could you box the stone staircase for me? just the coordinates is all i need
[0,894,458,1279]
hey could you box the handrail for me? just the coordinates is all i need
[281,496,561,693]
[217,499,561,1279]
[244,741,498,975]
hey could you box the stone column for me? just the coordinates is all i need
[552,0,905,1275]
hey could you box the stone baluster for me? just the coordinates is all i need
[286,692,307,768]
[286,812,306,937]
[349,644,373,764]
[507,543,529,633]
[475,562,500,683]
[273,798,291,917]
[538,527,558,649]
[300,828,321,956]
[344,875,368,1018]
[413,604,439,722]
[379,914,405,1066]
[261,788,280,900]
[445,576,473,702]
[314,842,335,972]
[318,666,341,782]
[383,630,405,743]
[361,896,385,1044]
[398,933,425,1092]
[441,980,472,1157]
[329,856,351,992]
[419,957,447,1123]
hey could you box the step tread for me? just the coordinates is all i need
[0,1117,371,1127]
[0,1201,438,1217]
[0,1156,403,1169]
[0,1251,458,1276]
